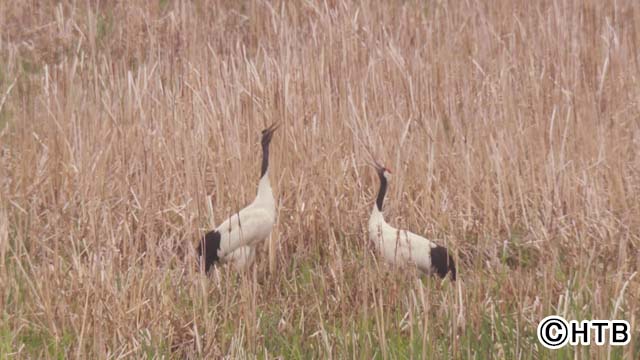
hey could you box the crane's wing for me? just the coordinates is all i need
[215,207,274,256]
[197,229,222,273]
[405,231,455,279]
[401,231,436,271]
[368,219,456,280]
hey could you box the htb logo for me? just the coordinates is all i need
[537,316,630,349]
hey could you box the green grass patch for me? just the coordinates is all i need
[17,327,74,359]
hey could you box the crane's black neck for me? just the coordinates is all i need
[376,173,387,211]
[260,143,270,178]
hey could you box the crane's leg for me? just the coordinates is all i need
[224,246,256,272]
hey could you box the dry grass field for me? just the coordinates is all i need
[1,0,639,358]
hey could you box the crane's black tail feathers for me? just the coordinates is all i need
[431,245,457,281]
[197,230,221,273]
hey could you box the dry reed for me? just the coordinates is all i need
[0,0,639,358]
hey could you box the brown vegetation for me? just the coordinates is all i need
[0,0,638,358]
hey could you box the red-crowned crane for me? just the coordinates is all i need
[368,161,456,280]
[197,123,279,273]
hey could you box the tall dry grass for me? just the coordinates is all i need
[0,0,639,358]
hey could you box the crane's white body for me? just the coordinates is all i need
[368,206,437,274]
[216,174,276,259]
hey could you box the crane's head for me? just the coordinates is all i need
[373,160,392,180]
[261,122,280,148]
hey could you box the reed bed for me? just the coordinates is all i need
[0,0,639,358]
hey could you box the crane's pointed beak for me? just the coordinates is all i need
[267,122,280,133]
[371,160,392,179]
[371,160,385,173]
[261,122,280,146]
